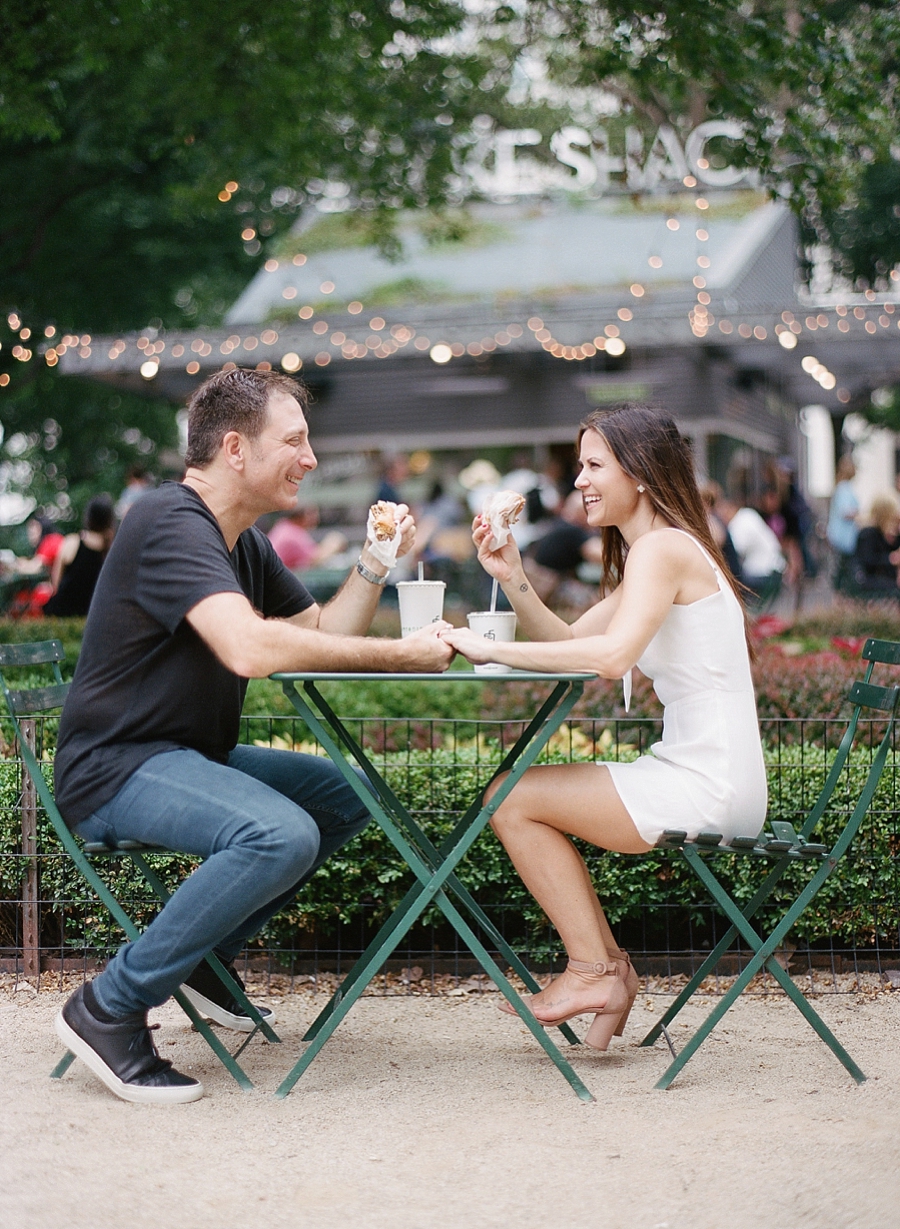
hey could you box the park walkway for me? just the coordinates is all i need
[2,979,899,1229]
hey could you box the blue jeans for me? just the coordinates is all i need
[75,745,371,1018]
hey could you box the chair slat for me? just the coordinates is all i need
[0,640,65,666]
[862,638,900,665]
[657,830,687,848]
[847,680,900,712]
[7,683,70,714]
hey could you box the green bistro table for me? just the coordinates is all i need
[271,669,597,1102]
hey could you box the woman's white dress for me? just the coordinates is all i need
[605,531,767,845]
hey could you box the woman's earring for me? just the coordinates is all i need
[637,484,645,494]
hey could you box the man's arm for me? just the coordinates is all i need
[186,590,453,677]
[289,505,415,635]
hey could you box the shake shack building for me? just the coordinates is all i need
[58,186,900,504]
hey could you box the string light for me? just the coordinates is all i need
[10,234,900,405]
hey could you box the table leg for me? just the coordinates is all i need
[301,681,581,1046]
[276,678,591,1099]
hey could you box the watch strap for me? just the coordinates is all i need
[355,557,388,586]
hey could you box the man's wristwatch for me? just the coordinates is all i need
[356,557,388,586]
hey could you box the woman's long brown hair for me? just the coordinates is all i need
[578,405,754,654]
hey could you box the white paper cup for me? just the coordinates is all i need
[466,610,517,673]
[397,580,446,638]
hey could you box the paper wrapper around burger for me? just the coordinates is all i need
[483,490,526,552]
[366,500,402,569]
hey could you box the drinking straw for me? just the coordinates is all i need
[418,562,424,582]
[490,578,498,612]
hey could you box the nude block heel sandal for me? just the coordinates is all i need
[564,958,629,1052]
[610,952,639,1038]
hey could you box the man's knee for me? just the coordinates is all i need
[237,807,321,879]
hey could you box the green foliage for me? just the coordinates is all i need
[0,369,179,524]
[0,0,476,332]
[0,0,479,512]
[858,384,900,435]
[509,1,900,283]
[817,156,900,289]
[2,734,897,960]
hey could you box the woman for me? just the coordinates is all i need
[827,454,859,592]
[851,494,900,599]
[7,514,65,616]
[440,407,767,1050]
[44,495,116,617]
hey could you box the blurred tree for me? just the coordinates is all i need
[0,0,477,521]
[486,1,900,286]
[858,384,900,433]
[817,158,900,288]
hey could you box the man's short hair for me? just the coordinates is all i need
[185,368,309,469]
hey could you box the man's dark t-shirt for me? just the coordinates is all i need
[54,483,314,827]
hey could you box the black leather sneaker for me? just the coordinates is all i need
[180,959,276,1033]
[56,984,203,1104]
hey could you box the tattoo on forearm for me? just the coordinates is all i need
[519,583,529,593]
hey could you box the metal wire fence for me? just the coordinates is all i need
[1,715,899,997]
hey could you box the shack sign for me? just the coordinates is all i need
[466,120,751,198]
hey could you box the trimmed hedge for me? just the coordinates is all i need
[1,733,897,959]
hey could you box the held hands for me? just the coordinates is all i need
[472,513,522,583]
[401,620,456,672]
[438,625,497,665]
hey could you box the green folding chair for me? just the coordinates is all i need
[0,640,280,1091]
[642,636,900,1089]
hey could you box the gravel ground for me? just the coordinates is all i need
[2,978,899,1229]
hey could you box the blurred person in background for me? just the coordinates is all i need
[4,513,65,615]
[777,456,817,579]
[759,484,803,585]
[413,478,465,565]
[716,494,786,603]
[116,465,154,520]
[44,495,117,618]
[15,513,64,576]
[526,489,604,605]
[375,453,409,505]
[851,494,900,599]
[267,504,347,572]
[699,482,741,577]
[458,459,501,516]
[501,451,562,550]
[827,454,860,592]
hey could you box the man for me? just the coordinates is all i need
[267,503,347,571]
[54,367,453,1104]
[115,464,154,520]
[716,494,786,600]
[526,490,603,603]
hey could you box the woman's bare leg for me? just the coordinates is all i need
[487,762,650,1022]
